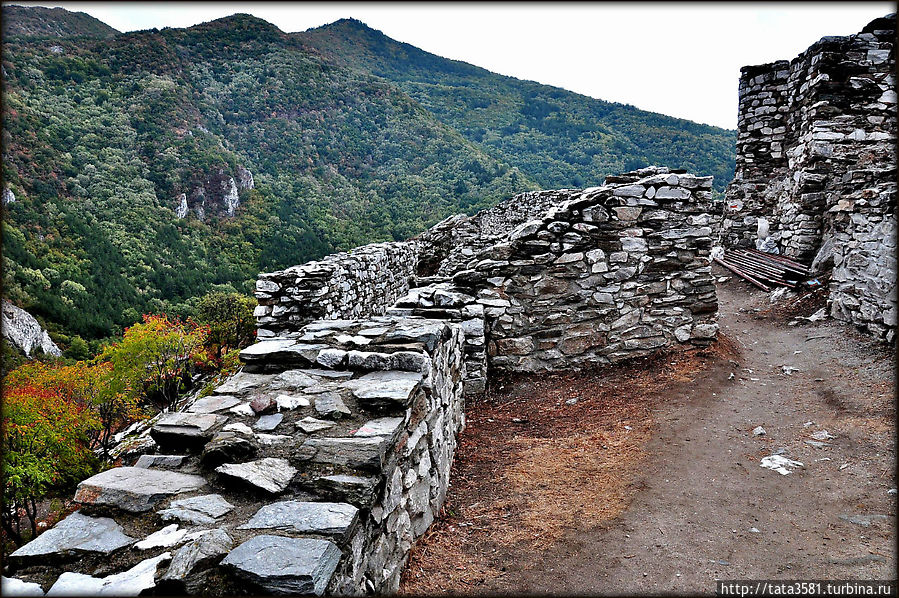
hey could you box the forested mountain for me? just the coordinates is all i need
[2,5,119,39]
[1,7,735,349]
[299,18,736,191]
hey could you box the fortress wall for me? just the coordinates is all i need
[253,241,420,338]
[449,168,719,373]
[722,13,897,341]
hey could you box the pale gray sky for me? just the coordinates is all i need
[10,2,895,129]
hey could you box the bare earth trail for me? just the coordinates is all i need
[401,274,896,594]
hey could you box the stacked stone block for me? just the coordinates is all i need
[5,317,466,596]
[387,284,488,396]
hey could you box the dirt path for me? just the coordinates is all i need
[400,273,896,594]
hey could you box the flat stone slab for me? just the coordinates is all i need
[346,371,422,409]
[303,437,387,471]
[296,417,335,434]
[220,535,340,595]
[254,414,284,432]
[150,413,228,449]
[271,370,319,389]
[160,529,232,586]
[134,454,185,469]
[134,524,186,550]
[1,577,44,596]
[74,467,206,512]
[9,512,134,562]
[240,340,327,365]
[307,475,379,507]
[46,552,170,596]
[314,393,351,419]
[187,395,242,414]
[214,372,274,395]
[353,417,404,440]
[216,458,297,494]
[238,501,359,540]
[158,494,235,525]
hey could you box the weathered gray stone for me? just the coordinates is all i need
[74,467,206,513]
[348,370,422,409]
[165,494,234,521]
[134,454,185,469]
[150,413,228,449]
[214,372,273,394]
[1,577,44,597]
[254,413,284,431]
[303,437,387,471]
[238,501,359,540]
[186,395,242,414]
[200,431,257,469]
[134,524,187,550]
[46,552,170,596]
[296,416,335,434]
[221,535,340,595]
[307,475,379,507]
[314,392,351,419]
[215,458,297,494]
[159,529,232,589]
[353,417,404,440]
[9,512,134,562]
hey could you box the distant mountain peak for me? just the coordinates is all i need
[2,4,119,39]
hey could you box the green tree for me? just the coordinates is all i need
[196,292,257,360]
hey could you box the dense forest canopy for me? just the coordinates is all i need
[1,8,736,348]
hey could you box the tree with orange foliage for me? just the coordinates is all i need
[1,384,97,546]
[101,314,209,411]
[6,361,141,460]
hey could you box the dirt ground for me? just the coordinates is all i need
[400,269,896,595]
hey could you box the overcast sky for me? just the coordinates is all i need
[12,2,894,129]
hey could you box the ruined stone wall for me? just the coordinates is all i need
[722,13,897,341]
[416,190,568,278]
[448,168,719,373]
[5,316,465,596]
[253,241,420,338]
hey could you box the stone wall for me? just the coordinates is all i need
[5,316,465,596]
[415,190,569,278]
[253,241,420,338]
[449,167,719,372]
[722,13,897,341]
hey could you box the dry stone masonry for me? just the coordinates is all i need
[722,14,896,341]
[5,166,721,595]
[5,316,465,595]
[254,242,420,338]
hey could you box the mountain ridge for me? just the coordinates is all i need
[1,6,736,347]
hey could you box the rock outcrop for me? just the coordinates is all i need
[1,300,62,357]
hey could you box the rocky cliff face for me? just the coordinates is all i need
[1,300,62,357]
[175,168,250,221]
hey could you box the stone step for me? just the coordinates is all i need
[238,500,359,540]
[220,535,340,596]
[215,458,297,494]
[150,413,228,450]
[74,467,206,513]
[9,511,134,564]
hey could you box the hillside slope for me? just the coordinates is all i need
[1,11,534,341]
[299,19,736,191]
[2,4,120,39]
